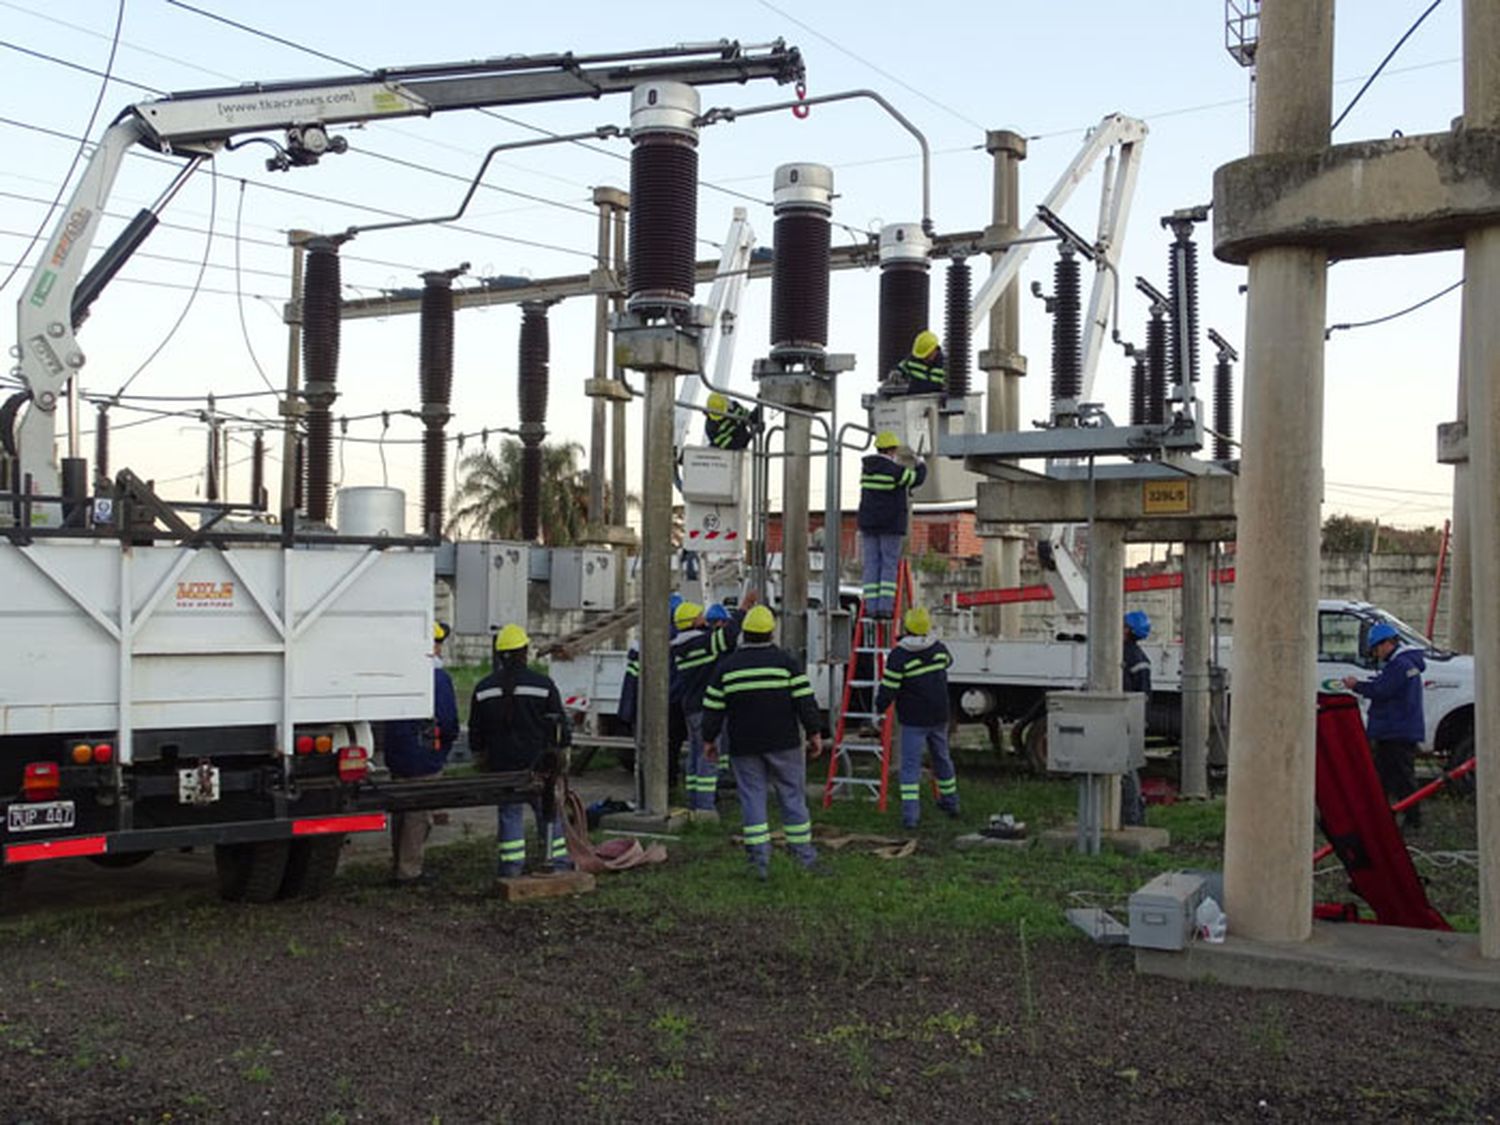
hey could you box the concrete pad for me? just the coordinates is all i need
[954,832,1031,851]
[1135,921,1500,1010]
[1039,824,1171,855]
[600,809,688,835]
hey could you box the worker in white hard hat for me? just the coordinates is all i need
[470,623,572,878]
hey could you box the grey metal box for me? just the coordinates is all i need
[1046,691,1133,774]
[550,548,616,611]
[1128,872,1207,951]
[453,541,530,634]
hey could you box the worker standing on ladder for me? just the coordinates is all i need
[470,624,573,877]
[858,432,926,619]
[671,592,757,819]
[702,605,825,879]
[874,606,958,829]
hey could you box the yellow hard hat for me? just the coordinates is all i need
[875,430,900,450]
[674,601,704,629]
[912,330,940,359]
[903,606,931,636]
[433,621,451,643]
[706,392,728,420]
[494,623,530,653]
[743,605,776,634]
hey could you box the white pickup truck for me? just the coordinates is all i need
[551,597,1476,773]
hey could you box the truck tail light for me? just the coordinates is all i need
[336,745,369,783]
[70,743,93,765]
[92,743,113,764]
[295,735,315,756]
[314,734,334,754]
[23,762,60,801]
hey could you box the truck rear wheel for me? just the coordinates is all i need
[277,836,345,900]
[214,841,291,903]
[1445,733,1475,798]
[1021,719,1049,775]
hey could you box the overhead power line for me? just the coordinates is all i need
[1331,0,1447,135]
[1325,279,1463,339]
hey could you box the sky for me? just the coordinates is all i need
[0,0,1470,532]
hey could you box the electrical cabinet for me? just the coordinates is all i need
[681,445,747,555]
[1046,691,1136,774]
[453,541,531,634]
[1128,871,1207,951]
[550,548,616,611]
[867,393,985,504]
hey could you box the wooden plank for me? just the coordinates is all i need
[494,870,597,902]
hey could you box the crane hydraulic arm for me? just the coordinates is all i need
[8,40,804,511]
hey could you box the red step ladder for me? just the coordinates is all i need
[823,559,913,810]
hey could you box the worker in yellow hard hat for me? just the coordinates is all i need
[469,623,572,878]
[702,604,827,879]
[703,391,757,451]
[874,606,959,829]
[858,431,926,620]
[884,329,947,397]
[671,590,759,818]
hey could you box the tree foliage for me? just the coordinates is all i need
[1322,514,1444,555]
[448,440,593,544]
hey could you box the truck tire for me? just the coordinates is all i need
[1445,733,1475,799]
[214,841,291,904]
[87,851,155,869]
[1021,720,1048,775]
[277,836,345,900]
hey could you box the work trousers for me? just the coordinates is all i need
[497,797,571,878]
[684,710,719,811]
[896,723,958,828]
[860,531,904,617]
[732,747,817,874]
[1371,739,1421,826]
[390,770,443,881]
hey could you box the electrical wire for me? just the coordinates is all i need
[1331,0,1447,135]
[0,0,125,295]
[0,38,163,95]
[1324,279,1463,338]
[0,0,238,81]
[111,159,216,400]
[0,226,284,280]
[232,179,281,397]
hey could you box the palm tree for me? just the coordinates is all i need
[448,439,590,544]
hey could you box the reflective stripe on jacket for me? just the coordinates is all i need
[875,637,952,727]
[857,453,927,535]
[701,642,820,756]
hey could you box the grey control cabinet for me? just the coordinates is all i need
[453,541,531,634]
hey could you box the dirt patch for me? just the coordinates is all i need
[2,859,1498,1123]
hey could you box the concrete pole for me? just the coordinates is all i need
[1180,540,1212,799]
[588,193,611,525]
[1222,0,1333,944]
[1462,0,1500,959]
[1086,520,1124,830]
[636,368,676,816]
[781,413,812,663]
[980,130,1028,637]
[610,205,629,531]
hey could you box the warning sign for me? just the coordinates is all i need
[1142,480,1191,515]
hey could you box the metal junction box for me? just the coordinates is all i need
[867,394,984,504]
[681,446,747,555]
[550,548,616,611]
[1046,691,1134,774]
[454,541,531,634]
[1128,871,1207,951]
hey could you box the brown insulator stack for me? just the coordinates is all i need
[944,258,972,397]
[301,236,344,523]
[517,301,552,542]
[93,404,110,491]
[770,163,833,361]
[627,83,701,317]
[877,223,931,380]
[418,268,462,538]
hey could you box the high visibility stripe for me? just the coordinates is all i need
[551,838,569,856]
[475,684,551,703]
[898,661,949,679]
[1127,661,1151,674]
[676,653,718,670]
[938,777,958,794]
[860,478,899,490]
[899,468,916,487]
[722,666,792,683]
[703,697,727,711]
[723,679,797,695]
[499,843,526,858]
[900,784,920,799]
[785,822,811,844]
[791,685,814,699]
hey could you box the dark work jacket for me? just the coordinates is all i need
[875,637,952,727]
[857,453,927,536]
[618,648,640,729]
[386,664,460,778]
[705,406,753,450]
[469,663,571,773]
[1352,646,1427,744]
[1123,638,1152,694]
[670,616,742,715]
[701,642,820,756]
[893,349,946,395]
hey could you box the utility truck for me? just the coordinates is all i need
[0,41,804,909]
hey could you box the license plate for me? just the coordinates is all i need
[179,766,221,804]
[6,800,76,833]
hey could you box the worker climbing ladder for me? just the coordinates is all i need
[823,558,913,809]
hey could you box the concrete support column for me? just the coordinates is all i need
[588,196,611,525]
[981,130,1028,637]
[1462,0,1500,959]
[609,206,630,606]
[1180,540,1212,799]
[781,413,812,663]
[636,368,676,816]
[1087,520,1125,830]
[1222,0,1333,944]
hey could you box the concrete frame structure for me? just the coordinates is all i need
[1215,0,1500,958]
